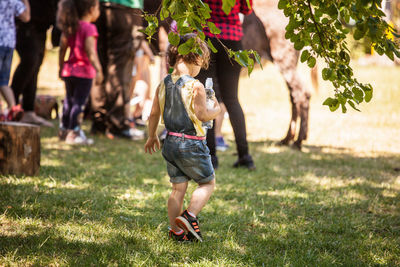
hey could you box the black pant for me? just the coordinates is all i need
[90,3,143,134]
[12,23,47,111]
[196,38,249,158]
[62,77,92,130]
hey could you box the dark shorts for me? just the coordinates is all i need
[162,135,215,184]
[0,46,13,86]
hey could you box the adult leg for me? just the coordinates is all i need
[168,182,188,232]
[196,49,219,158]
[12,23,52,127]
[101,5,142,134]
[187,179,215,216]
[215,40,249,159]
[12,23,46,112]
[91,4,109,134]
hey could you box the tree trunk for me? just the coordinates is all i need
[0,122,40,176]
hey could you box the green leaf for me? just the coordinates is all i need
[323,97,340,112]
[252,50,263,70]
[300,50,310,63]
[222,0,236,15]
[207,39,218,53]
[364,88,373,102]
[354,29,365,40]
[207,22,221,35]
[278,0,288,10]
[322,68,333,80]
[294,40,305,50]
[168,32,180,46]
[307,56,316,68]
[352,87,364,103]
[178,38,195,55]
[348,100,361,111]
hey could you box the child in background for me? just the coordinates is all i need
[57,0,102,144]
[0,0,30,121]
[144,34,221,242]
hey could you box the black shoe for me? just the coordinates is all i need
[168,229,190,242]
[233,154,256,170]
[175,210,203,242]
[211,155,218,170]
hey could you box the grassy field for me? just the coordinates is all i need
[1,50,399,266]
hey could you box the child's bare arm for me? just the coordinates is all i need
[193,81,221,122]
[144,85,161,154]
[85,36,103,84]
[58,33,68,79]
[18,0,30,22]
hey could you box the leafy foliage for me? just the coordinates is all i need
[143,0,260,75]
[279,0,400,112]
[144,0,400,112]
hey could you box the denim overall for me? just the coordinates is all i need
[161,74,215,184]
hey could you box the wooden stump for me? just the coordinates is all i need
[0,122,40,176]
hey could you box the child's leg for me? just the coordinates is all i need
[62,78,74,129]
[0,86,16,108]
[69,77,92,129]
[168,181,188,232]
[187,179,215,216]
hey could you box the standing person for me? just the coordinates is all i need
[144,34,220,242]
[90,0,145,140]
[57,0,102,145]
[0,0,30,118]
[196,0,255,170]
[11,0,59,127]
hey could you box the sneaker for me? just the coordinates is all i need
[233,154,256,170]
[58,127,68,141]
[65,129,94,145]
[168,228,190,242]
[7,105,24,121]
[216,136,229,151]
[175,210,203,242]
[116,127,145,140]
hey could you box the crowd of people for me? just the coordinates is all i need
[1,0,255,242]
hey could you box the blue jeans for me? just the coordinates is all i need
[0,46,13,86]
[162,135,215,184]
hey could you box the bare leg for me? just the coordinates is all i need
[0,86,16,108]
[168,182,188,231]
[187,179,215,216]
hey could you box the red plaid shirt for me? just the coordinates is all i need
[203,0,253,41]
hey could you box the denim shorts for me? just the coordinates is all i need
[162,135,215,184]
[0,46,13,86]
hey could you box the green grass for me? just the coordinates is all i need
[1,56,400,265]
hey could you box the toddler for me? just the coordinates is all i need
[145,34,221,242]
[57,0,102,144]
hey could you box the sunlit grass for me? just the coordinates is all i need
[1,51,399,265]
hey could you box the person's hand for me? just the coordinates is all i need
[144,136,160,155]
[95,71,104,85]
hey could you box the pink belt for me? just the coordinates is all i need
[168,131,206,140]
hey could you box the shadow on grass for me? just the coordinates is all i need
[1,133,399,265]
